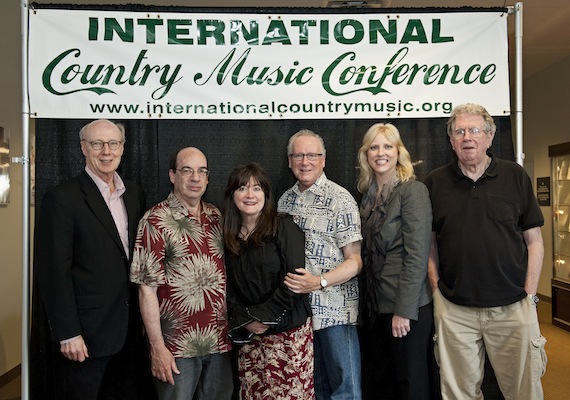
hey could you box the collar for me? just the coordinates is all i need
[166,192,202,220]
[294,172,327,196]
[85,166,125,194]
[451,153,498,182]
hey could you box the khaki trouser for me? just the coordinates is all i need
[433,289,547,400]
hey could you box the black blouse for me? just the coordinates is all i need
[225,214,311,343]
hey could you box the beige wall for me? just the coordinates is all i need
[524,55,570,297]
[0,0,568,378]
[0,0,25,377]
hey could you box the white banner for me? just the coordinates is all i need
[28,9,510,119]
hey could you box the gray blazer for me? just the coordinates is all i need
[375,180,433,320]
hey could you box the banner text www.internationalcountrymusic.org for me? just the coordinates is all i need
[87,99,455,119]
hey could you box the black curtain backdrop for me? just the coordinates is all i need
[31,116,513,400]
[33,116,514,209]
[28,4,512,400]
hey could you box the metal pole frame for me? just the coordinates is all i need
[510,2,524,166]
[18,0,31,399]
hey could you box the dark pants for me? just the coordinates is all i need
[361,303,436,400]
[53,340,156,400]
[54,352,109,400]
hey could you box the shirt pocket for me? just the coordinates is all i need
[486,194,519,224]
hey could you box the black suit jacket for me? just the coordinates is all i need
[34,170,145,357]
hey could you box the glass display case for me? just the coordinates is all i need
[550,142,570,332]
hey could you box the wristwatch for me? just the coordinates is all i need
[529,293,539,305]
[320,275,328,289]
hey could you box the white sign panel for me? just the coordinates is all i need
[28,9,510,119]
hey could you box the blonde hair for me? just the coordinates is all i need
[357,123,415,194]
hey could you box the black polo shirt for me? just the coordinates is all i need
[425,154,544,307]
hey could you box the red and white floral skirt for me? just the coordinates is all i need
[238,318,315,400]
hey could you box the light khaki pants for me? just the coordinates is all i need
[433,289,547,400]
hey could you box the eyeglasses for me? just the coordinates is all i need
[176,167,210,177]
[289,153,323,161]
[83,140,123,151]
[452,127,486,138]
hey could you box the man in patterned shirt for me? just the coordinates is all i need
[130,147,233,400]
[279,129,363,400]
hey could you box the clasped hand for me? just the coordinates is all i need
[246,320,269,335]
[284,268,318,294]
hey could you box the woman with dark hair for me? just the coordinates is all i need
[222,163,314,400]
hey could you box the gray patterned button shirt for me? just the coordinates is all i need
[278,173,363,331]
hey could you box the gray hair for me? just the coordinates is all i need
[79,119,126,142]
[447,103,496,137]
[287,129,326,156]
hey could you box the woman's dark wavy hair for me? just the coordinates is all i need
[222,163,278,256]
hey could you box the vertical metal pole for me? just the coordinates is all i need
[19,0,31,399]
[514,2,524,166]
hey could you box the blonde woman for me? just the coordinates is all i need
[357,123,434,400]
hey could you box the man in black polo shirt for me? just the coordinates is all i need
[425,103,547,400]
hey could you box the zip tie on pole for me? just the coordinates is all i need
[11,157,30,164]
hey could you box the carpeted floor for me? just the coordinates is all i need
[538,300,570,400]
[1,300,568,400]
[0,375,18,400]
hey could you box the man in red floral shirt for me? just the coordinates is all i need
[130,147,233,400]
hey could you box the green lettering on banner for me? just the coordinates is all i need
[43,49,116,95]
[334,20,364,44]
[291,20,317,45]
[321,47,497,96]
[369,19,397,44]
[431,19,454,43]
[320,20,329,44]
[33,11,506,118]
[401,19,428,43]
[193,48,313,86]
[230,20,259,45]
[262,20,292,45]
[88,17,98,41]
[104,18,133,42]
[137,19,164,44]
[42,48,182,99]
[168,20,193,45]
[83,16,454,46]
[197,20,226,45]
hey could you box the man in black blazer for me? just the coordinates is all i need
[34,119,150,400]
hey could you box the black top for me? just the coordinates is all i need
[425,154,544,307]
[225,214,311,343]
